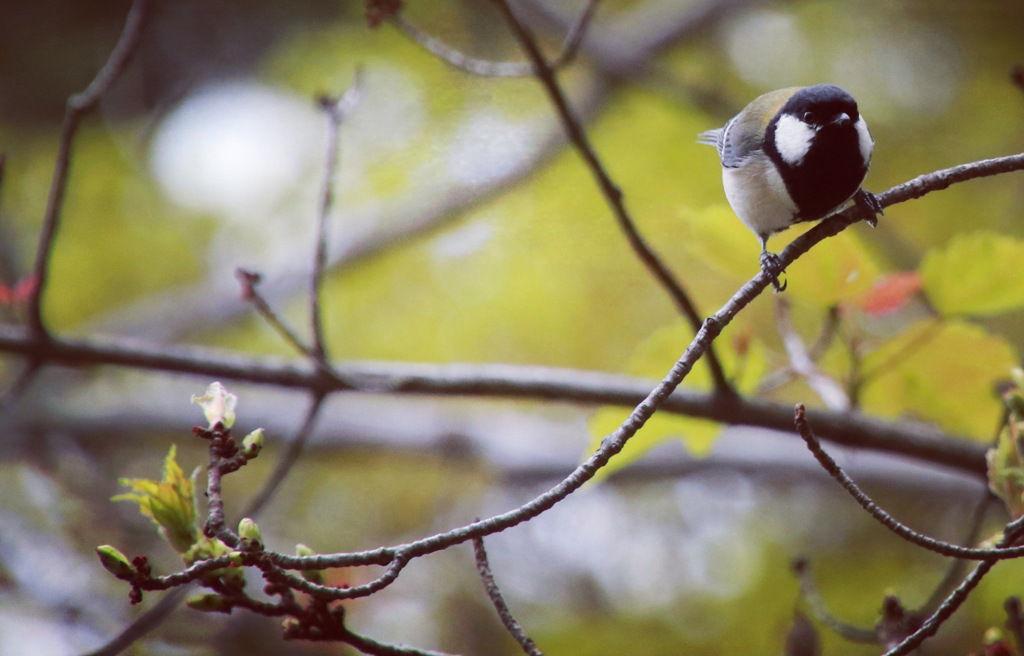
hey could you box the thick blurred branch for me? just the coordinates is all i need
[0,323,987,476]
[391,0,597,77]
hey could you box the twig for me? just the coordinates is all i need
[0,357,43,413]
[311,72,365,360]
[808,306,841,361]
[774,297,849,410]
[1006,597,1024,651]
[879,507,1024,655]
[202,435,238,548]
[792,404,1021,559]
[775,153,1024,281]
[89,395,327,656]
[390,0,598,77]
[342,627,456,656]
[881,559,995,655]
[81,587,190,656]
[236,268,317,358]
[791,559,878,644]
[491,0,733,396]
[796,409,1024,656]
[175,309,730,598]
[26,0,149,338]
[857,317,944,385]
[917,490,994,614]
[473,536,544,656]
[255,553,410,601]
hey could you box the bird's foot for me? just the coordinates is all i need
[760,251,787,293]
[854,188,884,227]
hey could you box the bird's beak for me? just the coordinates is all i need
[831,112,851,126]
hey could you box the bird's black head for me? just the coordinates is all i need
[765,84,873,221]
[781,84,860,129]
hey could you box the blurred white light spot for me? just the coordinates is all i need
[430,219,494,260]
[149,81,323,221]
[0,609,85,656]
[722,10,812,87]
[447,111,539,186]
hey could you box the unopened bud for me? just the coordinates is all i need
[186,592,231,613]
[96,545,135,579]
[296,544,324,584]
[242,429,264,459]
[238,517,261,543]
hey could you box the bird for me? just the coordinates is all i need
[698,84,882,291]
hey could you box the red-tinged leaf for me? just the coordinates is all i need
[366,0,401,28]
[13,274,39,303]
[858,271,923,316]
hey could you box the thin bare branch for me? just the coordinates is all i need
[81,588,190,656]
[473,536,544,656]
[311,71,365,360]
[792,559,878,644]
[917,491,995,614]
[881,560,994,655]
[1006,597,1024,651]
[236,268,316,357]
[390,0,598,77]
[774,297,849,410]
[808,306,841,361]
[491,0,733,395]
[793,404,1024,560]
[342,627,456,656]
[27,0,149,338]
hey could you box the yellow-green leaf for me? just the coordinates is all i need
[920,231,1024,316]
[860,319,1017,437]
[679,207,879,305]
[784,228,880,307]
[113,445,200,554]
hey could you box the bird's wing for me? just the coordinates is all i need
[697,117,760,169]
[700,87,800,169]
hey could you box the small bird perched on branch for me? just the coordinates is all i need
[699,84,882,291]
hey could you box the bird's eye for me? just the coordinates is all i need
[802,111,816,123]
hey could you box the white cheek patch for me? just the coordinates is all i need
[855,117,874,164]
[774,114,815,166]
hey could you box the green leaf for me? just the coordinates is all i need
[113,445,200,554]
[920,231,1024,316]
[860,319,1017,437]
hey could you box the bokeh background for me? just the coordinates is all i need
[2,1,1024,654]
